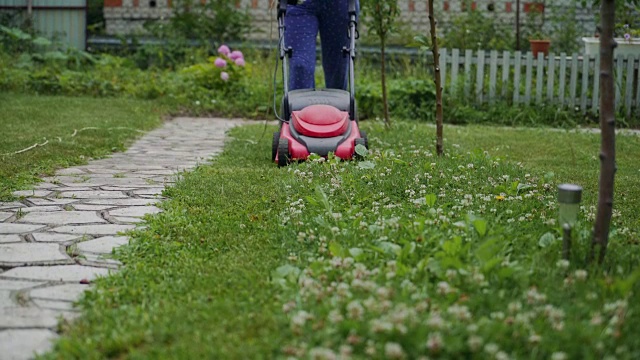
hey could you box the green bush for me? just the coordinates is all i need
[358,78,436,120]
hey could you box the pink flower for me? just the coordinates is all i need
[235,58,246,67]
[217,45,231,56]
[229,50,243,60]
[221,72,229,81]
[214,58,227,68]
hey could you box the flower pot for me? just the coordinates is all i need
[583,37,640,57]
[530,39,551,57]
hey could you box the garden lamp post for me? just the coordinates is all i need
[558,184,583,260]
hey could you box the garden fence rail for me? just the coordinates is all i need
[438,48,640,119]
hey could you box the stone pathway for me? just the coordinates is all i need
[0,117,246,360]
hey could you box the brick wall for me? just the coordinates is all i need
[104,0,596,43]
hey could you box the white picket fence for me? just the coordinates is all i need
[438,49,640,119]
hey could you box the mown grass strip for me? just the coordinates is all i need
[47,122,640,359]
[0,93,164,200]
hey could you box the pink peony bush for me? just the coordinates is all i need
[181,44,248,92]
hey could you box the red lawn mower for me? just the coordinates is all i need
[272,0,368,167]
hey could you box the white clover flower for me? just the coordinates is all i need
[528,333,542,345]
[574,269,588,281]
[309,347,337,360]
[427,332,444,352]
[346,300,365,320]
[556,259,570,269]
[551,352,567,360]
[496,351,510,360]
[384,342,405,359]
[484,343,499,355]
[467,335,483,351]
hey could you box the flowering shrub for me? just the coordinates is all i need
[181,44,247,93]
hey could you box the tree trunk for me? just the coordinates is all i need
[428,0,443,156]
[588,0,616,264]
[380,35,391,129]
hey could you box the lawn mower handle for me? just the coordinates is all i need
[278,0,357,16]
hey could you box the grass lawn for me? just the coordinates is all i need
[0,93,165,200]
[47,121,640,359]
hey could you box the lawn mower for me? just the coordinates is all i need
[272,0,368,167]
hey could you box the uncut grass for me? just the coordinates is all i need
[48,123,640,358]
[0,94,164,200]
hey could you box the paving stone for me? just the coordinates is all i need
[15,206,63,213]
[0,280,44,290]
[52,186,95,192]
[99,186,137,191]
[0,243,72,266]
[33,182,59,189]
[134,169,177,175]
[31,233,84,243]
[109,206,162,218]
[27,198,77,206]
[0,307,61,329]
[84,198,161,206]
[59,190,128,199]
[50,224,135,236]
[32,299,76,311]
[0,212,13,221]
[0,265,111,282]
[0,329,58,360]
[0,235,22,244]
[17,211,106,225]
[133,188,164,196]
[78,255,122,268]
[30,284,90,302]
[0,224,46,234]
[11,190,51,198]
[112,216,144,224]
[71,204,115,211]
[77,236,129,254]
[55,168,86,176]
[0,202,25,210]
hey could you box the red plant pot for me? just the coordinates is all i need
[530,39,551,57]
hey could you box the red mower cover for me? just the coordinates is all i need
[291,105,350,138]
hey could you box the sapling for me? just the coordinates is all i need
[361,0,400,129]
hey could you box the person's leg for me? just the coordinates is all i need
[317,0,356,89]
[284,1,319,90]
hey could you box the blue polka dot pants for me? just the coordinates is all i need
[284,0,359,90]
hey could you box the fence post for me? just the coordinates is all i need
[489,50,498,104]
[581,54,591,113]
[559,53,567,106]
[476,50,486,103]
[536,52,545,104]
[592,55,601,114]
[464,49,473,99]
[501,51,510,99]
[569,53,579,109]
[624,55,635,118]
[524,52,533,105]
[451,48,460,97]
[547,53,556,102]
[440,48,448,96]
[513,51,522,104]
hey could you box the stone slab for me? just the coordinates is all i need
[0,265,111,282]
[58,191,128,199]
[109,206,162,218]
[0,307,61,329]
[15,206,63,213]
[50,224,135,236]
[30,284,90,302]
[31,233,84,243]
[0,224,46,234]
[0,280,45,291]
[17,211,106,225]
[83,198,161,206]
[0,329,58,360]
[11,190,51,198]
[0,212,13,222]
[112,217,144,224]
[33,182,59,189]
[26,198,77,206]
[0,243,71,266]
[0,203,25,210]
[77,236,129,255]
[55,168,86,176]
[71,204,115,211]
[0,235,22,243]
[32,299,76,311]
